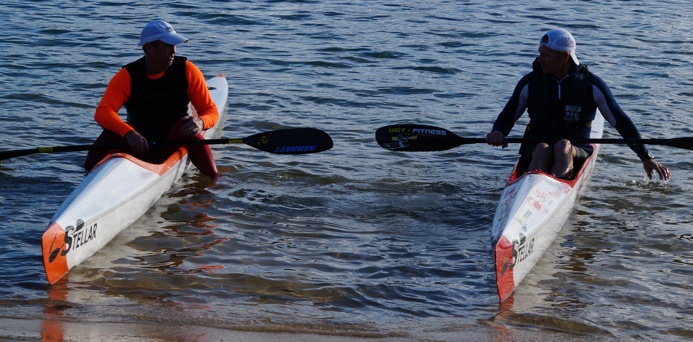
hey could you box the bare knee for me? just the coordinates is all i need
[532,143,552,159]
[550,139,577,178]
[553,139,571,153]
[527,143,553,172]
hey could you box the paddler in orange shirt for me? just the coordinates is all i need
[84,20,220,179]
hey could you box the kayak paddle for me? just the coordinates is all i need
[0,127,333,161]
[375,124,693,152]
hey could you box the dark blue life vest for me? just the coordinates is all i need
[525,60,596,142]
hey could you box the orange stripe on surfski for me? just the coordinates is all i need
[42,223,69,284]
[89,107,205,176]
[495,235,516,302]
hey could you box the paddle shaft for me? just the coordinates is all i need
[375,124,693,151]
[0,128,333,160]
[396,137,669,144]
[501,137,693,153]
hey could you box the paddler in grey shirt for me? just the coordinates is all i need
[486,28,670,181]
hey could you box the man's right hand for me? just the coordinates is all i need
[124,130,149,156]
[486,131,506,147]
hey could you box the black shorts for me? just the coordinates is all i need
[573,145,590,165]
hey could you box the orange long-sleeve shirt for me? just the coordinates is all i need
[94,60,218,137]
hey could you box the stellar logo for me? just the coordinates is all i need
[516,237,534,264]
[499,236,535,276]
[48,219,98,263]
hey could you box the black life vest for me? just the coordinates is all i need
[124,56,190,142]
[525,60,596,142]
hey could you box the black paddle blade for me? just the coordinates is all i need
[375,124,472,151]
[242,128,333,154]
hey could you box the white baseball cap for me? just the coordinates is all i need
[540,29,579,65]
[138,20,189,47]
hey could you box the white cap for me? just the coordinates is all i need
[540,29,579,65]
[138,20,188,47]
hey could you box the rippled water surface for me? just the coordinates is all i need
[1,1,692,340]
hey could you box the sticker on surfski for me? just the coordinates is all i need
[47,219,98,263]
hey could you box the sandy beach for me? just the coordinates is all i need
[1,316,607,341]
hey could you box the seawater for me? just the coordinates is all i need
[1,1,692,340]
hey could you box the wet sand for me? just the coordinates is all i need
[1,317,607,341]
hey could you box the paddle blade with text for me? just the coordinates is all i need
[375,124,479,152]
[242,128,334,154]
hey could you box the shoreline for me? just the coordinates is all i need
[1,317,603,342]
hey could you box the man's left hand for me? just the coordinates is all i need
[643,158,671,181]
[180,116,203,138]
